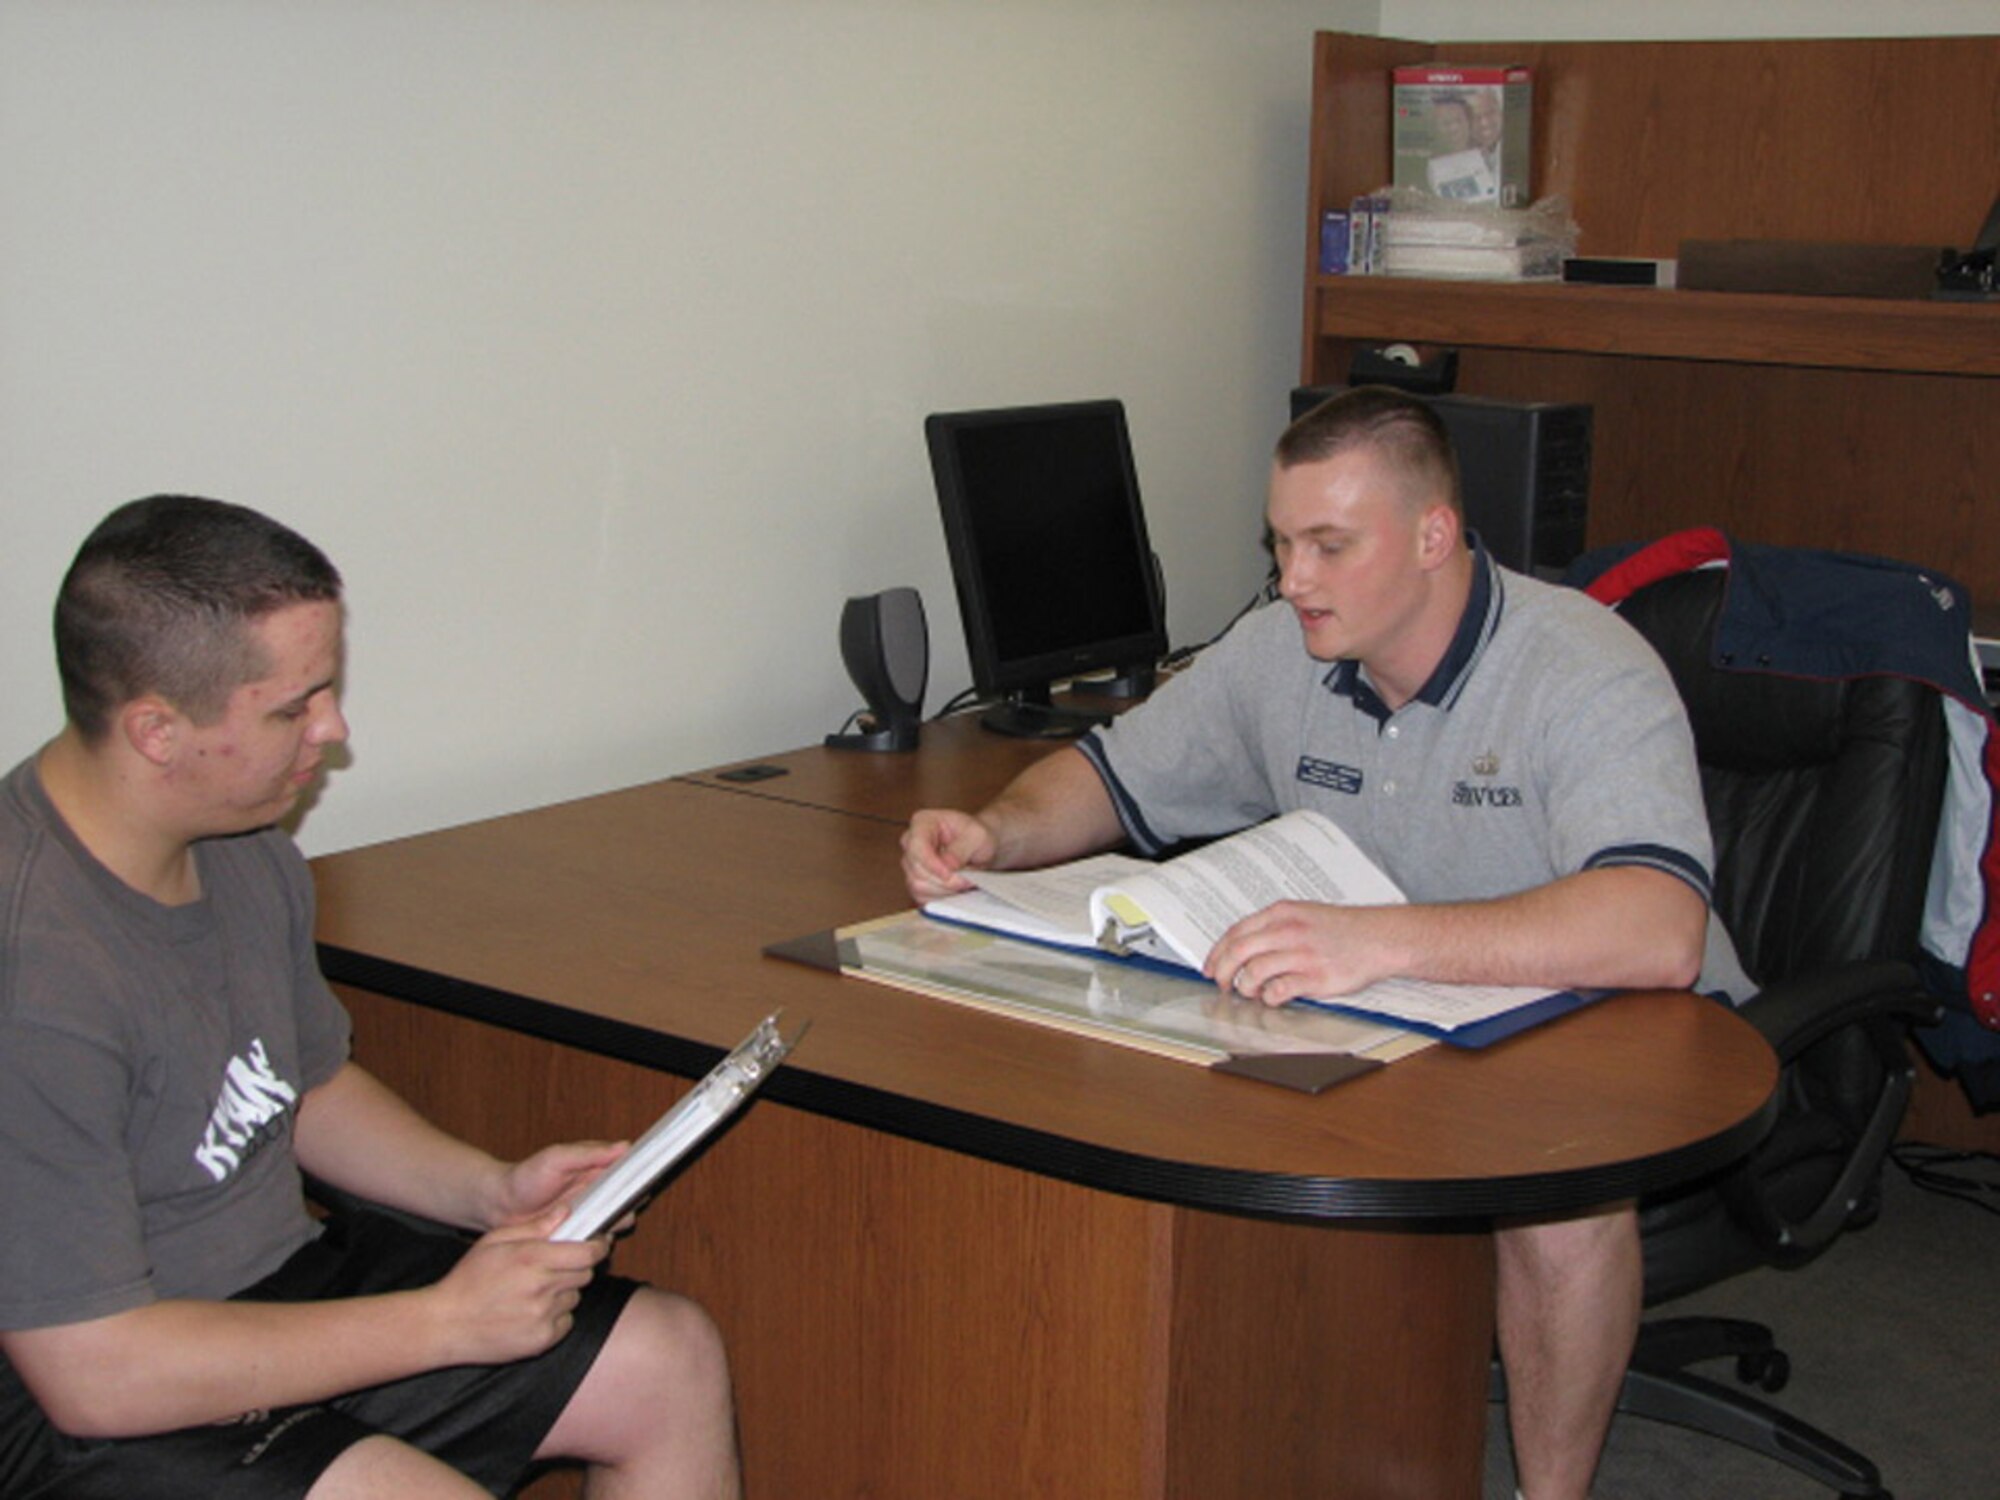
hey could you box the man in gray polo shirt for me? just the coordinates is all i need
[901,386,1742,1500]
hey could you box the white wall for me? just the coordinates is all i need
[1,0,1371,854]
[2,2,1978,858]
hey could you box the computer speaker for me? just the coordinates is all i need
[826,587,927,752]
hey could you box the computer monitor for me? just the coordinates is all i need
[924,399,1168,738]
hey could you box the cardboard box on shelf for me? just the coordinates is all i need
[1392,64,1532,208]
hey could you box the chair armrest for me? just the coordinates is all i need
[1740,959,1943,1063]
[1721,959,1940,1262]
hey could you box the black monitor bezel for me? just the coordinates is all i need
[924,399,1168,713]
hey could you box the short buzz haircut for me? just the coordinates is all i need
[1275,385,1462,515]
[55,495,343,741]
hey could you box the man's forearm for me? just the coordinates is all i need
[293,1062,506,1230]
[1211,865,1708,1007]
[3,1288,453,1438]
[976,747,1126,871]
[1367,866,1707,993]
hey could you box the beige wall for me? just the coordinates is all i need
[2,0,1374,853]
[1,2,1975,856]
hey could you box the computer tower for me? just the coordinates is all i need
[1289,386,1593,580]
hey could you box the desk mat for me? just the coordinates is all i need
[766,913,1432,1094]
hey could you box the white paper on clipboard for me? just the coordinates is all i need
[550,1010,806,1242]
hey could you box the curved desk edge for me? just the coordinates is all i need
[319,942,1780,1223]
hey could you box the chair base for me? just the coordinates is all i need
[1488,1325,1892,1500]
[1617,1316,1890,1499]
[1633,1314,1791,1393]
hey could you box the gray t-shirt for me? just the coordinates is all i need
[0,756,352,1330]
[1081,548,1752,999]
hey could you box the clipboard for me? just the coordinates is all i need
[551,1009,807,1242]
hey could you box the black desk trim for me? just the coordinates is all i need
[319,941,1779,1224]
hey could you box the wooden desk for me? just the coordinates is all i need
[681,695,1131,824]
[313,740,1777,1500]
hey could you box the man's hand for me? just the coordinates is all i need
[899,747,1126,904]
[426,1208,609,1366]
[1205,867,1709,1006]
[900,808,999,902]
[489,1141,629,1227]
[1204,900,1401,1007]
[4,1205,613,1437]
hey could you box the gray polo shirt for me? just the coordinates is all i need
[1081,544,1751,999]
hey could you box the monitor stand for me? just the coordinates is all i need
[1084,664,1156,699]
[979,686,1113,740]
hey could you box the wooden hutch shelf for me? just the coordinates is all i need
[1309,276,2000,379]
[1301,31,2000,596]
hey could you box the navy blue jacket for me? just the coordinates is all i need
[1569,528,2000,1103]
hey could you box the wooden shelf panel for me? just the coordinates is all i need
[1310,277,2000,377]
[1299,31,2000,595]
[1304,33,2000,256]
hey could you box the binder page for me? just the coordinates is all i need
[928,852,1149,948]
[1090,810,1407,968]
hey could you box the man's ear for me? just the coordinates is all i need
[1417,502,1461,568]
[120,697,181,768]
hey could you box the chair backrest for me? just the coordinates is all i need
[1614,567,1948,989]
[1622,565,1951,1292]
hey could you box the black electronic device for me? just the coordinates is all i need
[1935,190,2000,301]
[1347,343,1459,394]
[1290,385,1593,579]
[826,587,928,752]
[925,400,1168,738]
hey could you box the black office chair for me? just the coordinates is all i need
[1609,564,1950,1500]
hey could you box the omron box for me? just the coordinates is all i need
[1393,63,1532,207]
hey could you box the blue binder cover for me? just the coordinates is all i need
[922,908,1604,1049]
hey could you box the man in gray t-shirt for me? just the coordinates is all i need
[1,496,740,1499]
[902,388,1723,1500]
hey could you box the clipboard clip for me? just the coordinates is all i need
[715,1009,811,1101]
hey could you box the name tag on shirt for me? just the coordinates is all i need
[1297,757,1363,794]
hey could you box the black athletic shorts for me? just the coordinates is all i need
[0,1208,639,1499]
